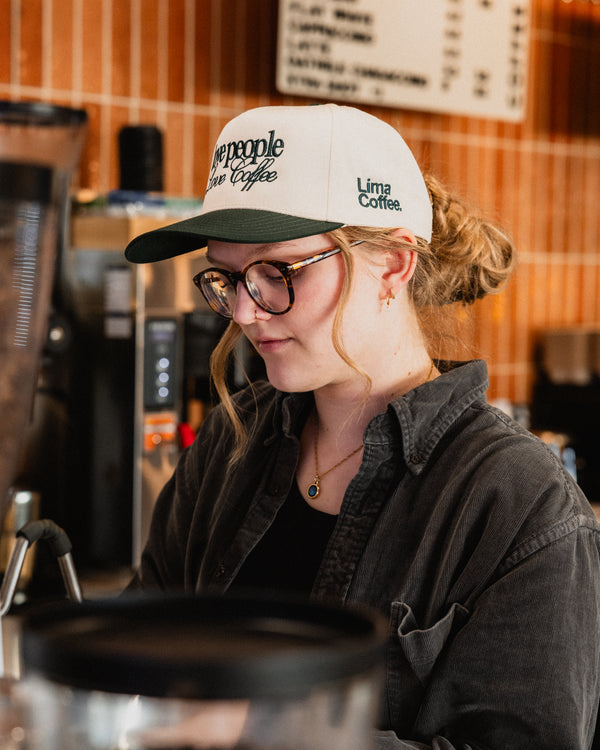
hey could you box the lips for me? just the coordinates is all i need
[256,337,290,354]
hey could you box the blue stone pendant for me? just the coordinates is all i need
[307,479,320,499]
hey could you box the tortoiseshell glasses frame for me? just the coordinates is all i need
[193,240,363,319]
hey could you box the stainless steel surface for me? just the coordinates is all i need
[0,488,40,591]
[0,538,28,618]
[57,553,83,604]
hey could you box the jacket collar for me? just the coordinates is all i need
[386,359,489,475]
[269,360,489,476]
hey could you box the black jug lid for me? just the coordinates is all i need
[21,592,386,700]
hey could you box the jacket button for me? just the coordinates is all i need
[215,564,225,579]
[409,453,422,464]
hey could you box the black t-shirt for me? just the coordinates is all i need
[233,480,338,594]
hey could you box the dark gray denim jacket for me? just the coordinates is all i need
[132,360,600,749]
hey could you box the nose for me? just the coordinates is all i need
[232,281,269,324]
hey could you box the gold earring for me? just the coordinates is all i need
[386,290,395,308]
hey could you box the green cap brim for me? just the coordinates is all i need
[124,209,344,263]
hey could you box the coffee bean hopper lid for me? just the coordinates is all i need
[20,593,386,700]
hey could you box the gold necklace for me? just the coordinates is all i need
[306,361,435,500]
[425,359,435,383]
[306,418,363,500]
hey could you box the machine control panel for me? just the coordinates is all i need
[143,319,178,409]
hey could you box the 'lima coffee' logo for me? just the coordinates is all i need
[207,130,284,193]
[356,178,402,212]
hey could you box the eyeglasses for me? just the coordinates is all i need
[193,241,363,319]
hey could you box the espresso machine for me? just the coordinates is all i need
[60,221,264,573]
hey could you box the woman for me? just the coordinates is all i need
[125,104,600,749]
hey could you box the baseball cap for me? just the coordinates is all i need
[125,103,432,263]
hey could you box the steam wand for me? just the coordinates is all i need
[0,518,83,618]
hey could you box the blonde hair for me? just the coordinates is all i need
[209,173,516,461]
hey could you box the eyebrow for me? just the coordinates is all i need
[205,243,291,268]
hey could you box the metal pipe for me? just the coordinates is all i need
[57,552,83,603]
[0,537,30,617]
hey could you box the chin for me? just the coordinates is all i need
[264,365,315,394]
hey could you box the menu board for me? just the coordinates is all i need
[276,0,530,122]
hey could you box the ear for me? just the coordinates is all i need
[380,228,418,298]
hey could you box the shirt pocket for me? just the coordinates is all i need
[392,600,470,686]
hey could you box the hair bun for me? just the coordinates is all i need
[410,175,516,309]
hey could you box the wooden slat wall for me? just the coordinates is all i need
[1,0,599,406]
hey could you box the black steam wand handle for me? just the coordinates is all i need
[17,518,73,557]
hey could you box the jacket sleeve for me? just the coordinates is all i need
[379,518,600,749]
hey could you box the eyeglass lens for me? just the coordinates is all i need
[200,264,291,317]
[199,271,237,317]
